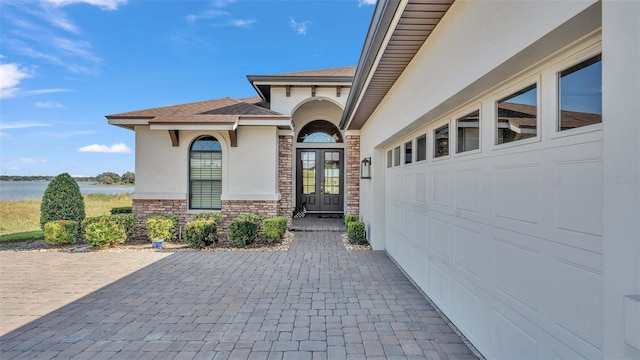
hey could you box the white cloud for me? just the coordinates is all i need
[0,121,52,130]
[0,63,33,98]
[290,17,309,35]
[42,0,127,11]
[0,132,9,138]
[77,143,132,154]
[186,9,229,24]
[230,19,256,28]
[25,88,72,96]
[36,101,64,108]
[20,158,48,163]
[358,0,376,6]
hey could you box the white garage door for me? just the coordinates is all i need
[383,48,603,359]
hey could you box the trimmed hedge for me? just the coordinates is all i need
[344,214,359,226]
[185,219,218,248]
[228,213,262,247]
[81,214,138,242]
[44,220,79,245]
[110,206,132,214]
[347,221,367,245]
[146,216,177,241]
[263,216,288,244]
[85,220,126,248]
[194,212,223,226]
[40,173,85,229]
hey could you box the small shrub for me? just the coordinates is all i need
[263,216,288,244]
[146,216,177,241]
[236,213,263,227]
[82,214,138,242]
[347,221,367,245]
[85,220,126,248]
[194,212,223,226]
[40,173,85,229]
[81,216,103,236]
[344,214,359,226]
[110,206,132,214]
[185,220,218,247]
[44,220,79,245]
[110,213,139,241]
[228,213,262,247]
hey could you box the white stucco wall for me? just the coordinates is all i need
[602,1,640,358]
[132,126,279,202]
[225,126,278,200]
[361,0,602,250]
[270,86,350,116]
[354,0,640,358]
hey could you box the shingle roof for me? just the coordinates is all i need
[269,66,357,77]
[106,97,286,125]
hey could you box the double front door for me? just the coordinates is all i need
[296,149,344,212]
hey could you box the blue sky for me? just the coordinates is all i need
[0,0,375,177]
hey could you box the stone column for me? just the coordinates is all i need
[345,134,360,215]
[278,134,293,226]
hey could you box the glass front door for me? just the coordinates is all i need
[297,149,344,212]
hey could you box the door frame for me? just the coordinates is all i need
[294,146,345,213]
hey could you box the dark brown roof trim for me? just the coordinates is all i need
[339,0,401,130]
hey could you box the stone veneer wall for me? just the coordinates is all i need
[221,200,279,232]
[278,135,293,226]
[346,135,360,215]
[132,199,192,240]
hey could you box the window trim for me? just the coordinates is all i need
[189,135,223,210]
[432,120,451,161]
[404,140,413,165]
[454,106,482,157]
[550,43,603,140]
[416,134,427,162]
[493,76,541,150]
[393,146,401,167]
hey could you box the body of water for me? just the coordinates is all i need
[0,181,134,201]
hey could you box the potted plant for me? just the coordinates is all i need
[146,216,176,248]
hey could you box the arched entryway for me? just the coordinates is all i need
[295,120,344,213]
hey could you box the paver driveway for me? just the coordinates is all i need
[0,232,478,359]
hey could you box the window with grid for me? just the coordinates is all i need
[190,136,222,210]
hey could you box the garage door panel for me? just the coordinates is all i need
[554,160,603,236]
[432,171,452,208]
[453,225,482,280]
[493,164,542,224]
[430,216,451,262]
[455,169,482,213]
[493,237,541,313]
[552,258,603,350]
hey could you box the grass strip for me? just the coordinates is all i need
[0,230,45,244]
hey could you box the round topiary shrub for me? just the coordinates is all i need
[40,173,85,229]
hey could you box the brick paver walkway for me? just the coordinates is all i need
[0,232,478,359]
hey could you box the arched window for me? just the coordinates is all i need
[297,120,343,143]
[189,136,222,210]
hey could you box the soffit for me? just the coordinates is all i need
[341,0,455,130]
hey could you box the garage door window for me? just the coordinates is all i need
[496,84,537,144]
[434,124,449,158]
[457,110,480,153]
[393,146,401,166]
[404,141,412,164]
[416,134,427,162]
[387,150,393,168]
[558,54,602,131]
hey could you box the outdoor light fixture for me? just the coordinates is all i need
[361,157,372,179]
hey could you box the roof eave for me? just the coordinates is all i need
[339,0,455,130]
[339,0,402,130]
